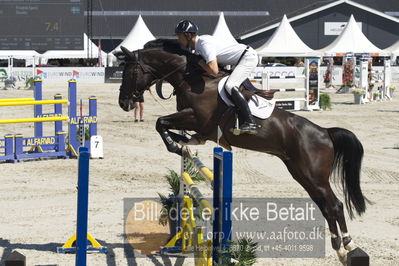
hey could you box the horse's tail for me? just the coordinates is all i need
[327,127,368,219]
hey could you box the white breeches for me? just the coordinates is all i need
[224,48,258,95]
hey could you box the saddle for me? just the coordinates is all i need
[208,70,276,101]
[217,75,275,120]
[239,78,276,101]
[185,55,277,101]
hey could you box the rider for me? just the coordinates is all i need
[175,19,258,135]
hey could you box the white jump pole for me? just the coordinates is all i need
[384,59,391,99]
[359,59,369,104]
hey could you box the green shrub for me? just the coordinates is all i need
[215,237,258,266]
[352,89,366,95]
[76,125,91,143]
[25,77,35,88]
[319,94,332,110]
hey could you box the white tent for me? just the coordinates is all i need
[42,34,106,64]
[256,15,317,57]
[108,15,155,66]
[317,15,386,56]
[384,40,399,61]
[212,12,237,44]
[0,50,40,68]
[0,50,40,60]
[112,15,155,54]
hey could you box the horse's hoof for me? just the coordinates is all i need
[336,247,347,264]
[174,146,183,156]
[166,143,182,156]
[344,240,357,252]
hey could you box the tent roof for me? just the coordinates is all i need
[240,0,399,40]
[317,15,386,56]
[384,40,399,55]
[212,12,238,44]
[43,34,105,59]
[112,15,155,54]
[256,15,317,57]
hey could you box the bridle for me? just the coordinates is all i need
[124,50,186,99]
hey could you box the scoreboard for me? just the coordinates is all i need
[0,0,85,51]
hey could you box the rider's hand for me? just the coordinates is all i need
[188,54,202,65]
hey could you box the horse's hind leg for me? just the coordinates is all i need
[335,198,357,252]
[284,159,348,263]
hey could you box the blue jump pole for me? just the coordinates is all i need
[76,147,90,266]
[212,147,233,265]
[34,79,43,138]
[221,151,233,254]
[56,147,107,256]
[69,79,79,156]
[54,94,67,156]
[88,96,97,150]
[2,134,15,162]
[212,147,222,264]
[54,94,63,134]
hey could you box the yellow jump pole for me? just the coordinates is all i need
[183,147,214,183]
[0,116,69,124]
[0,99,68,106]
[0,98,34,102]
[182,172,213,212]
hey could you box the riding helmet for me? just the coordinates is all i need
[175,20,199,35]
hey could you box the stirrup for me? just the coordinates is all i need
[230,125,257,136]
[239,122,258,135]
[230,116,258,135]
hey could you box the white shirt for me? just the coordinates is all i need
[194,35,248,66]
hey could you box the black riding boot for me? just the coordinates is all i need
[230,87,257,135]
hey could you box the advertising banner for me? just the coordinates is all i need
[105,67,124,83]
[0,67,105,83]
[36,67,105,83]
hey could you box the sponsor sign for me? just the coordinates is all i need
[23,136,56,146]
[0,67,105,83]
[35,67,105,83]
[306,58,319,106]
[324,22,362,35]
[251,67,304,79]
[275,100,295,110]
[105,66,124,83]
[0,67,33,82]
[69,116,97,125]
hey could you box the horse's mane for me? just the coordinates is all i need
[143,39,218,77]
[144,39,190,56]
[144,39,180,50]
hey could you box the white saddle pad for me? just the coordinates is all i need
[218,76,275,119]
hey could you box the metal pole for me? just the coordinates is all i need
[34,79,43,138]
[212,147,223,264]
[76,147,90,266]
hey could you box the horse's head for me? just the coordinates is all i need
[118,46,158,111]
[118,39,204,112]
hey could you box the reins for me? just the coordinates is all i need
[130,50,186,100]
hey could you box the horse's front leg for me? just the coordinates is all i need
[156,108,199,156]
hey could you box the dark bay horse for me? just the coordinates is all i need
[118,39,368,263]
